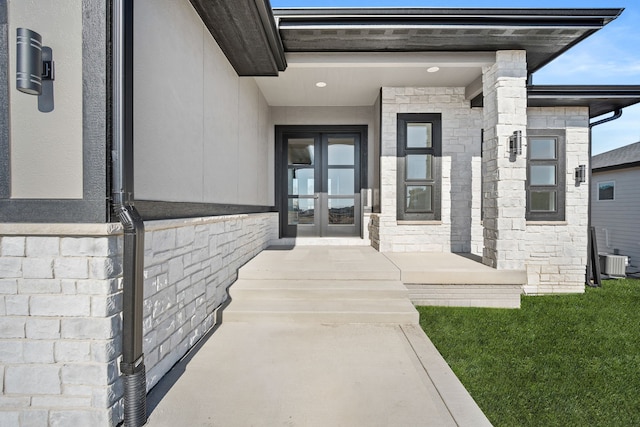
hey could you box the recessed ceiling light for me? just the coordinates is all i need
[427,66,440,73]
[315,81,327,88]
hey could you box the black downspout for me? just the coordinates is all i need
[113,0,147,426]
[586,109,623,286]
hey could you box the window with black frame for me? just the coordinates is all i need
[526,130,565,221]
[397,113,441,221]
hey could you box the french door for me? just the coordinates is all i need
[277,127,365,238]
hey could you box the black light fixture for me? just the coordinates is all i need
[16,28,55,112]
[509,130,522,156]
[575,164,586,184]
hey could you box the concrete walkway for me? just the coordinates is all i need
[145,246,493,426]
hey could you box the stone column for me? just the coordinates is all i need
[481,51,528,270]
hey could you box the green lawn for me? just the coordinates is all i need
[418,279,640,427]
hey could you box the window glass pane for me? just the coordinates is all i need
[288,138,314,165]
[288,198,314,225]
[328,168,354,196]
[598,182,615,200]
[328,138,355,165]
[406,154,432,180]
[406,185,432,212]
[328,198,355,224]
[288,168,314,195]
[530,165,556,186]
[529,138,556,159]
[407,123,432,148]
[530,191,556,212]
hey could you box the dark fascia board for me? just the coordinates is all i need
[273,8,623,19]
[189,0,286,76]
[528,85,640,118]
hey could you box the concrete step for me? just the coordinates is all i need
[223,297,419,324]
[407,284,522,308]
[384,252,527,285]
[230,279,409,300]
[238,247,401,281]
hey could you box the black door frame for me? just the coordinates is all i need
[275,125,368,238]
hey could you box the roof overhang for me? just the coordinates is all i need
[527,86,640,118]
[188,0,286,76]
[274,8,623,73]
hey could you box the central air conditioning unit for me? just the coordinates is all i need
[599,254,628,277]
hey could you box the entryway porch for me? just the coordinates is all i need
[146,245,497,426]
[238,243,526,311]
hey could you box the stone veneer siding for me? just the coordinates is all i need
[524,108,590,294]
[0,212,277,426]
[481,51,528,270]
[376,86,483,253]
[0,225,123,427]
[142,213,277,387]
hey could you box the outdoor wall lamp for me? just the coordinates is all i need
[16,28,55,112]
[509,130,522,156]
[575,164,587,184]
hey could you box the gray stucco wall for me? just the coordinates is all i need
[0,0,108,223]
[134,0,272,206]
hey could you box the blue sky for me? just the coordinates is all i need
[271,0,640,154]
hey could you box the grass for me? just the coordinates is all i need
[418,279,640,427]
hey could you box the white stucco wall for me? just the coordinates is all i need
[134,0,272,206]
[525,107,590,293]
[8,0,83,199]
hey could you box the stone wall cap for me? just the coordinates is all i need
[0,223,123,236]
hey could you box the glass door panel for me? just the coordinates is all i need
[328,138,355,165]
[328,198,355,225]
[323,135,359,236]
[287,137,319,236]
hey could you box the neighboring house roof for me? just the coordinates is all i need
[592,142,640,172]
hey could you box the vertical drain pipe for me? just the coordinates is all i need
[113,0,147,425]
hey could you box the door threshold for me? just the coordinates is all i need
[270,237,371,246]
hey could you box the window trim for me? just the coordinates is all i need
[597,180,615,201]
[397,113,442,221]
[526,129,566,221]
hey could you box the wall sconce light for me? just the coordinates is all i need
[16,28,55,112]
[509,130,522,156]
[575,164,586,184]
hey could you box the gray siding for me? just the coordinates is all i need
[592,166,640,267]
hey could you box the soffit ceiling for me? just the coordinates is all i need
[254,52,492,107]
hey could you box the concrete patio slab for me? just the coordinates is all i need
[383,252,526,285]
[146,322,492,427]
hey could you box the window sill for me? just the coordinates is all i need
[526,221,568,226]
[397,220,442,225]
